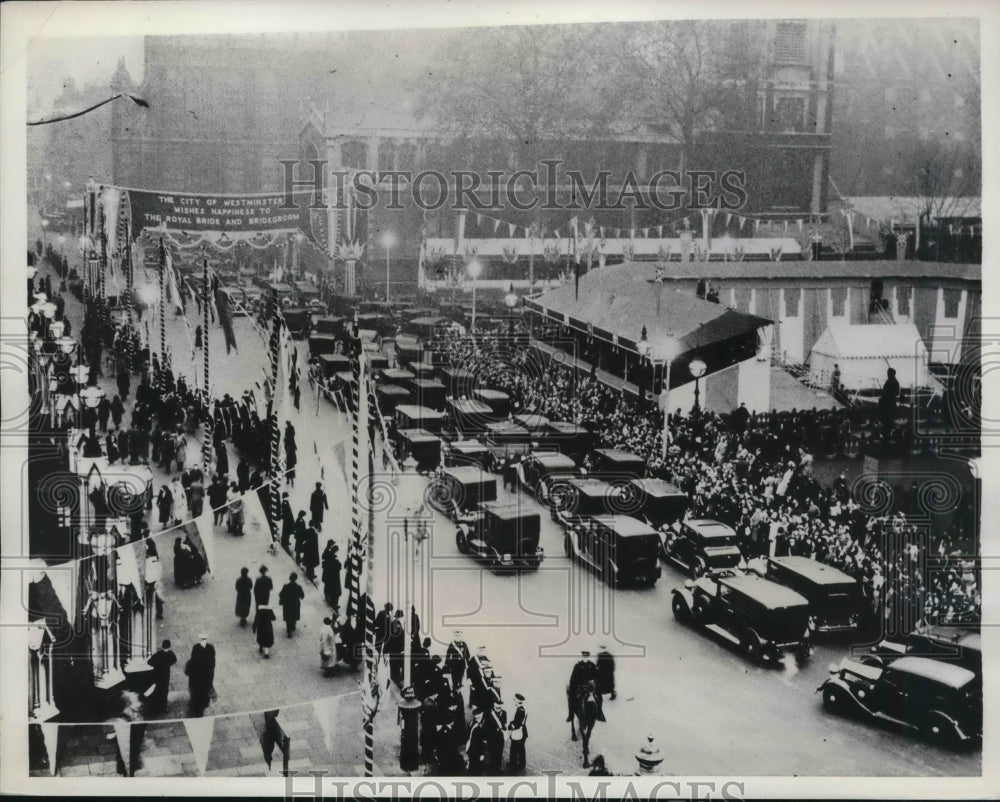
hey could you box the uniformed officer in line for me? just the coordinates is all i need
[507,693,528,772]
[486,695,507,774]
[445,630,470,688]
[466,708,488,775]
[567,649,605,722]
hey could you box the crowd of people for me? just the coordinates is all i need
[430,323,981,632]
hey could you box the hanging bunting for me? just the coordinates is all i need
[312,695,345,752]
[493,217,500,234]
[796,219,803,232]
[755,220,761,232]
[183,717,215,776]
[112,722,145,777]
[783,221,789,234]
[508,222,515,237]
[194,511,216,574]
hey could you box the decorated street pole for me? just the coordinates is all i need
[158,239,167,366]
[267,287,282,542]
[201,257,213,476]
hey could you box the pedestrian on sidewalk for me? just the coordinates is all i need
[106,432,120,465]
[321,541,342,608]
[208,476,228,526]
[214,431,229,478]
[507,693,528,772]
[156,484,174,530]
[110,394,125,429]
[169,476,188,525]
[278,572,305,637]
[117,366,130,402]
[227,483,244,536]
[293,511,308,564]
[320,617,336,675]
[280,493,294,550]
[310,482,329,531]
[188,477,205,518]
[237,457,250,494]
[235,567,252,626]
[387,609,405,686]
[144,639,176,715]
[185,634,216,717]
[253,604,276,658]
[302,520,320,581]
[596,645,617,701]
[254,565,273,609]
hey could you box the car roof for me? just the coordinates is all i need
[515,413,549,425]
[914,626,982,652]
[396,404,445,418]
[566,477,616,495]
[587,515,659,537]
[411,378,445,387]
[398,428,438,442]
[450,399,492,414]
[474,389,509,399]
[547,421,587,433]
[377,384,410,396]
[481,502,540,521]
[451,440,487,452]
[684,519,737,538]
[889,656,978,689]
[630,478,685,497]
[718,574,810,608]
[593,448,644,463]
[442,466,494,483]
[769,556,858,586]
[530,453,577,469]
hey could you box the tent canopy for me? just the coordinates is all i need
[808,323,930,391]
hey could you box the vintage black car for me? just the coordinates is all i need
[483,421,532,469]
[862,625,982,676]
[661,518,742,577]
[395,404,446,435]
[474,389,511,419]
[448,398,495,434]
[375,384,411,415]
[439,366,475,396]
[549,477,621,526]
[820,656,982,747]
[395,429,441,472]
[563,515,661,587]
[586,448,646,479]
[672,571,811,664]
[513,413,550,438]
[405,315,449,340]
[283,307,312,339]
[517,452,579,502]
[456,502,544,570]
[747,556,861,633]
[403,378,447,411]
[625,478,688,530]
[315,353,352,379]
[409,361,438,380]
[380,367,416,385]
[312,315,346,336]
[308,332,341,358]
[541,421,594,460]
[395,341,424,369]
[355,312,393,338]
[443,439,491,470]
[430,466,498,519]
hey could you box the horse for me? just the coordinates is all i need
[569,680,600,768]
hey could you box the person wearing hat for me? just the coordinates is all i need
[595,645,616,701]
[145,639,177,714]
[465,708,488,776]
[319,616,337,675]
[467,646,491,711]
[185,633,216,717]
[253,564,274,609]
[234,567,253,626]
[321,540,342,608]
[507,693,528,772]
[567,649,603,723]
[280,493,295,550]
[485,696,507,774]
[278,572,305,637]
[253,604,276,658]
[445,630,470,688]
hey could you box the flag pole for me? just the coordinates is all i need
[201,257,213,476]
[158,238,167,367]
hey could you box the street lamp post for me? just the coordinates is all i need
[467,258,482,332]
[380,230,396,303]
[637,326,681,460]
[689,358,707,414]
[504,282,518,336]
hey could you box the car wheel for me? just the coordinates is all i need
[692,558,707,578]
[672,595,691,623]
[742,631,762,663]
[822,686,843,714]
[456,530,470,554]
[921,713,960,749]
[692,597,712,624]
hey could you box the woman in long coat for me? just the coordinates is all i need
[173,536,190,587]
[278,573,305,637]
[253,604,276,657]
[235,567,253,626]
[157,485,174,529]
[319,617,336,675]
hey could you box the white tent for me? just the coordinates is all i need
[808,323,930,391]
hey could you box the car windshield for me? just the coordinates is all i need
[644,495,687,525]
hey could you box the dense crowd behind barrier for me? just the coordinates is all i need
[431,322,981,632]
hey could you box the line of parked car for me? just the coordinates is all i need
[360,325,982,750]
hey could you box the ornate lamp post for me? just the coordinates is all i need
[637,326,681,459]
[688,358,707,414]
[504,282,518,336]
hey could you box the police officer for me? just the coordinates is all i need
[466,708,488,775]
[567,649,604,722]
[595,644,617,701]
[445,630,470,688]
[486,697,507,774]
[507,693,528,772]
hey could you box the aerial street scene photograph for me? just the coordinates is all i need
[0,1,994,799]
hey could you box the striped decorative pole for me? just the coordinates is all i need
[358,350,378,777]
[267,287,282,542]
[201,258,213,476]
[158,239,167,364]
